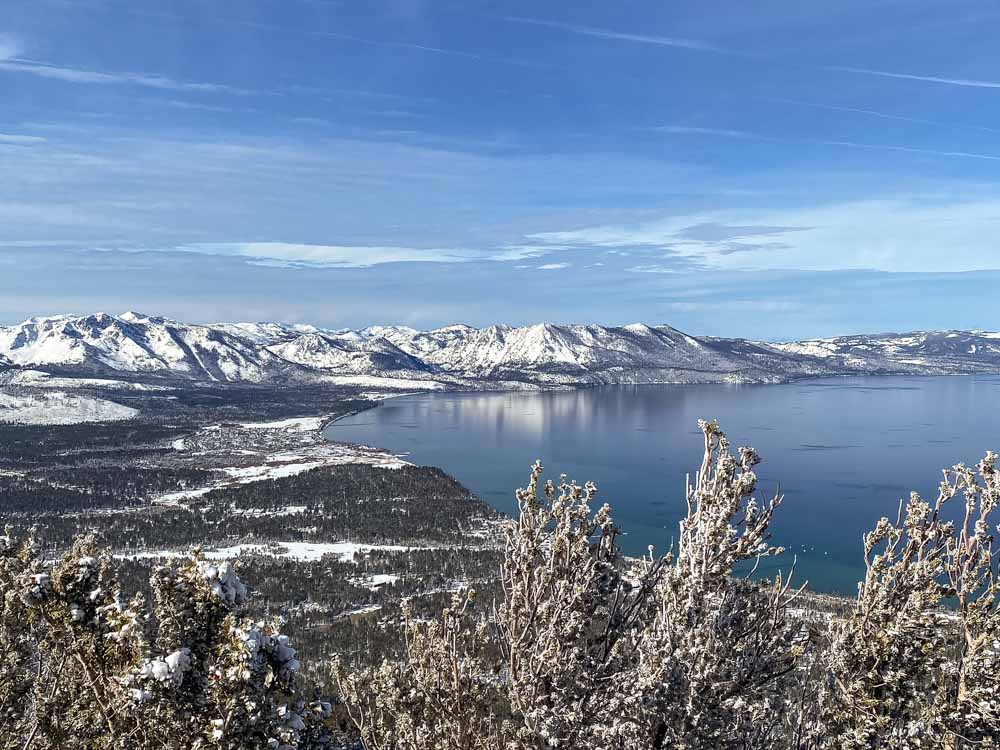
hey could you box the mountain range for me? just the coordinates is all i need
[1,312,999,388]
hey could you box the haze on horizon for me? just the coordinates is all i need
[3,0,1000,339]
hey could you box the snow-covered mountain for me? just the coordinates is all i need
[0,312,301,383]
[771,330,1000,374]
[1,312,999,387]
[365,322,823,384]
[265,332,431,377]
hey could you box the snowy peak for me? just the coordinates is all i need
[266,332,430,375]
[370,321,804,381]
[2,313,999,386]
[0,312,296,383]
[118,311,170,325]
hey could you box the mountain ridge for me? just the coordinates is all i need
[1,312,999,388]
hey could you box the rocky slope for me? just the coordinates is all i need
[1,312,999,387]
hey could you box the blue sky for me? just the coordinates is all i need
[2,0,1000,338]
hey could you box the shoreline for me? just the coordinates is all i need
[317,389,425,433]
[316,370,1000,461]
[313,374,1000,596]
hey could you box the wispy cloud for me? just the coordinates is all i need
[157,243,469,268]
[659,126,761,139]
[0,57,258,95]
[0,133,46,145]
[500,19,1000,101]
[235,19,562,73]
[626,265,680,274]
[830,66,1000,90]
[762,96,1000,134]
[528,197,1000,274]
[500,21,1000,92]
[659,124,1000,162]
[160,242,552,268]
[152,99,245,113]
[55,234,563,269]
[819,139,1000,162]
[504,16,723,53]
[302,31,483,60]
[237,19,485,61]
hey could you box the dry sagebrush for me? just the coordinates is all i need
[336,419,811,749]
[822,453,1000,749]
[0,535,334,749]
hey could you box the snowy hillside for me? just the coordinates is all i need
[265,332,432,377]
[0,390,138,424]
[0,312,303,383]
[1,312,999,387]
[372,322,815,383]
[772,330,1000,373]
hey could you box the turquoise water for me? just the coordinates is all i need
[327,376,1000,594]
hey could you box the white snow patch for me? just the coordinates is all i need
[117,541,415,563]
[0,390,138,424]
[238,416,325,431]
[321,375,446,390]
[155,416,408,505]
[210,445,407,486]
[220,461,331,481]
[352,573,400,589]
[772,341,837,358]
[232,504,307,518]
[1,370,173,391]
[357,390,419,402]
[155,486,215,504]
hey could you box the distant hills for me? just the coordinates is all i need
[2,311,1000,388]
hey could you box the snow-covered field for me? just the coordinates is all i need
[155,446,408,505]
[0,391,138,424]
[118,540,415,563]
[238,416,326,431]
[0,369,174,391]
[154,415,410,505]
[218,444,406,481]
[231,504,307,518]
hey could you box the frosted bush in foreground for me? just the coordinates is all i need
[822,453,1000,749]
[0,537,331,749]
[337,419,809,749]
[626,420,808,749]
[336,420,1000,748]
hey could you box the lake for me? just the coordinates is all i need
[327,375,1000,594]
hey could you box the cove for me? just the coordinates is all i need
[327,375,1000,594]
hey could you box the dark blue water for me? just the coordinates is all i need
[327,376,1000,594]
